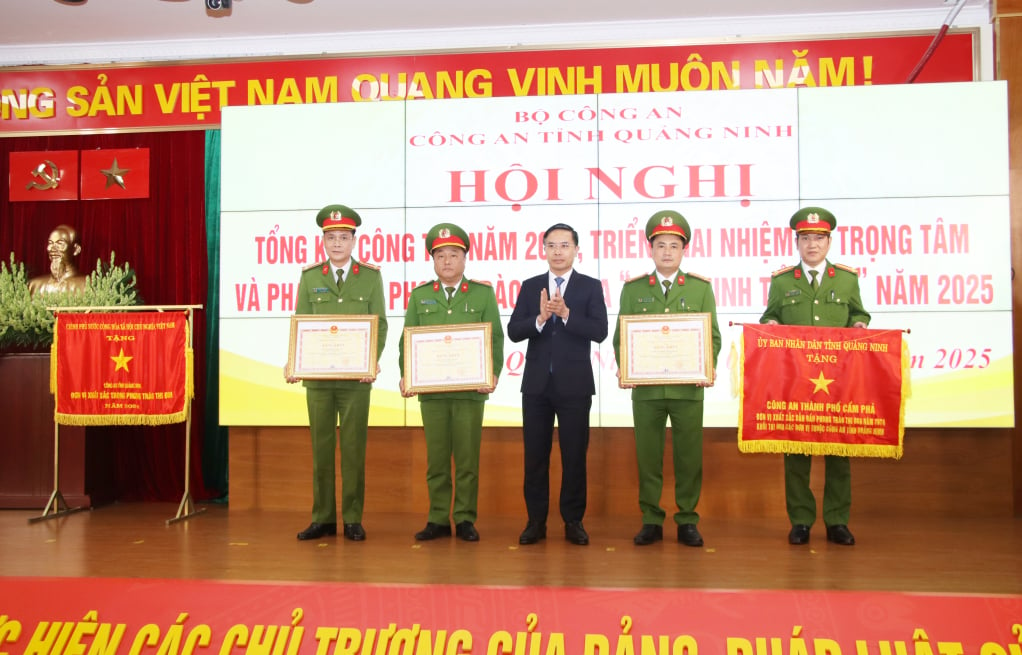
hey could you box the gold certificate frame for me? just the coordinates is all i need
[619,313,713,385]
[286,314,378,380]
[403,323,493,394]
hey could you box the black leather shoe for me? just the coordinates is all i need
[518,521,546,545]
[455,521,480,542]
[677,524,704,547]
[826,524,855,545]
[633,524,663,546]
[343,523,366,541]
[788,524,811,545]
[297,522,337,540]
[564,521,589,545]
[415,522,452,541]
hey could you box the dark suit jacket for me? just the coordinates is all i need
[507,271,609,396]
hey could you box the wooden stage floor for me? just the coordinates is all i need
[3,503,1020,595]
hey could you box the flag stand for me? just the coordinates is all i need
[167,388,205,525]
[28,421,90,523]
[34,304,205,525]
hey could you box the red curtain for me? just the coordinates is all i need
[0,131,215,502]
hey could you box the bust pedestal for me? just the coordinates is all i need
[0,353,115,509]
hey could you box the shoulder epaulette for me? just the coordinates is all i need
[833,263,859,275]
[771,265,796,278]
[625,273,648,284]
[687,271,711,283]
[470,278,492,287]
[413,280,434,290]
[358,261,381,271]
[303,260,327,273]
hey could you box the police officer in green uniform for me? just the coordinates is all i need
[399,223,504,542]
[760,206,869,547]
[613,210,721,547]
[288,204,388,542]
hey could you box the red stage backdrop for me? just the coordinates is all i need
[52,311,192,426]
[738,323,907,458]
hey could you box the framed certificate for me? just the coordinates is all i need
[286,314,378,380]
[619,313,713,385]
[403,323,493,394]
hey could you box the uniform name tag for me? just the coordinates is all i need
[785,289,801,297]
[313,287,329,293]
[420,299,437,305]
[637,297,655,303]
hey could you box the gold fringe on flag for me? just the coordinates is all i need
[186,347,194,400]
[55,411,188,426]
[738,437,901,458]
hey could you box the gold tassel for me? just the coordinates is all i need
[739,438,902,459]
[50,339,58,395]
[185,347,194,400]
[56,412,187,426]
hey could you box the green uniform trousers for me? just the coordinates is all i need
[305,385,370,524]
[633,397,703,526]
[784,453,851,526]
[419,397,485,525]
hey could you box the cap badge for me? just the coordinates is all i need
[660,216,674,227]
[330,211,342,220]
[807,213,820,224]
[439,228,451,238]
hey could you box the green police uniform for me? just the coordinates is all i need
[760,207,870,530]
[399,224,504,527]
[612,211,721,529]
[296,205,388,527]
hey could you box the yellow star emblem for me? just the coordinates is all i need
[809,370,834,394]
[111,348,133,372]
[100,158,130,189]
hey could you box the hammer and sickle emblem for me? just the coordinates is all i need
[26,160,61,191]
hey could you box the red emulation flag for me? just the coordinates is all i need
[8,150,79,201]
[53,311,191,426]
[80,148,150,200]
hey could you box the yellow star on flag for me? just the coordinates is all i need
[100,158,130,189]
[111,348,133,372]
[809,370,834,394]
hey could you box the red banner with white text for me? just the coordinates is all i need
[738,323,907,458]
[0,577,1019,655]
[52,311,192,426]
[0,33,975,136]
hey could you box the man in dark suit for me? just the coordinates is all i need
[507,223,609,546]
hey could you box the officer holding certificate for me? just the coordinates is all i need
[287,204,387,542]
[613,210,720,548]
[399,223,504,542]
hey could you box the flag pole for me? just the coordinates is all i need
[167,306,206,524]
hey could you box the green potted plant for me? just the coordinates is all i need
[0,252,140,352]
